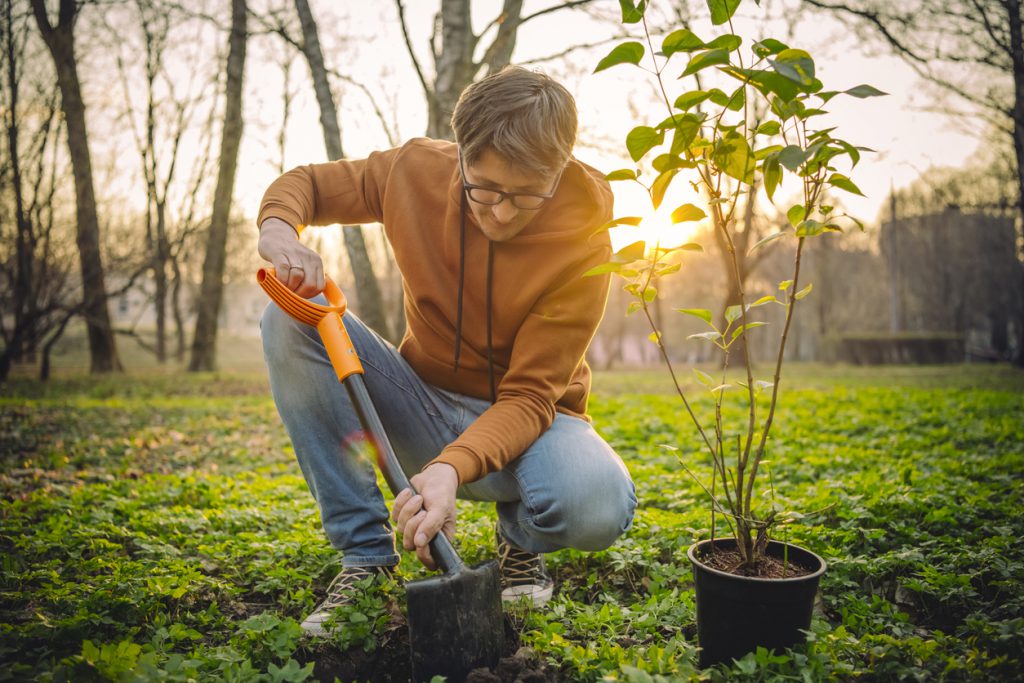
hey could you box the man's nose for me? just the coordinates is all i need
[492,197,519,224]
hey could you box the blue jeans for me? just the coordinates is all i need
[260,300,636,568]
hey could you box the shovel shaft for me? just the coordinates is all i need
[344,374,465,574]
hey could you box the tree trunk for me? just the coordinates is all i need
[31,0,121,374]
[1007,0,1024,366]
[188,0,246,372]
[293,0,393,341]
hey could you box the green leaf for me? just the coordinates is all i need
[763,155,781,202]
[752,38,788,58]
[655,262,682,276]
[618,0,646,23]
[705,34,742,52]
[643,286,657,303]
[689,331,724,343]
[648,330,662,343]
[677,308,713,323]
[594,42,646,73]
[626,300,644,314]
[778,145,805,171]
[778,279,793,291]
[732,321,767,340]
[770,49,815,86]
[755,121,781,136]
[787,205,805,227]
[707,0,741,25]
[795,282,813,300]
[626,126,664,162]
[713,131,755,184]
[693,368,714,386]
[721,66,801,103]
[749,295,777,307]
[674,90,713,110]
[725,305,742,323]
[616,240,647,262]
[796,219,826,236]
[669,113,705,153]
[681,242,704,251]
[844,84,887,98]
[605,169,638,181]
[828,173,865,196]
[749,229,784,254]
[652,154,695,172]
[671,203,706,223]
[710,382,733,393]
[707,86,745,111]
[651,169,677,210]
[663,29,705,55]
[682,48,731,78]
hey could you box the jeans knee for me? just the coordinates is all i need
[260,303,305,362]
[570,492,636,551]
[527,480,637,552]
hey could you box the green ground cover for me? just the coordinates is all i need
[1,365,1023,681]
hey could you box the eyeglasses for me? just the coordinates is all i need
[458,148,562,211]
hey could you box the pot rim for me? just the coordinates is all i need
[687,537,828,583]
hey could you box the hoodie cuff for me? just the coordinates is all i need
[427,447,483,485]
[257,206,306,235]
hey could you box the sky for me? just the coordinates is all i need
[227,0,982,251]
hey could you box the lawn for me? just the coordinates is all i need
[1,364,1023,681]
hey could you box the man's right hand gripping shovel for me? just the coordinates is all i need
[257,268,504,683]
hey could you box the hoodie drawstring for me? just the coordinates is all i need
[454,191,498,404]
[485,240,496,403]
[454,191,466,372]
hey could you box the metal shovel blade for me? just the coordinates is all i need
[406,558,504,682]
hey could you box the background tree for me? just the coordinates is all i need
[0,0,75,381]
[189,0,247,372]
[291,0,392,340]
[109,0,215,363]
[801,0,1024,363]
[30,0,121,373]
[395,0,596,139]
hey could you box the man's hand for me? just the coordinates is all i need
[391,463,459,570]
[258,218,325,298]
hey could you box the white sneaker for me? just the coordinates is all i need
[300,565,393,637]
[496,524,554,606]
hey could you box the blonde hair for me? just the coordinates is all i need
[450,66,577,177]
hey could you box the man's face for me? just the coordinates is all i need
[460,149,562,242]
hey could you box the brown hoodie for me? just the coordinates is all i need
[258,138,613,484]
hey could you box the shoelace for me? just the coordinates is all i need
[498,539,543,585]
[320,567,377,609]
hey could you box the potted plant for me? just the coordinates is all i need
[589,0,883,667]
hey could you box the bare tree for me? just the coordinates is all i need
[0,0,75,381]
[802,0,1024,363]
[188,0,247,372]
[30,0,122,373]
[394,0,595,139]
[287,0,393,340]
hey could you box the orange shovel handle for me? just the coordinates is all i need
[256,267,363,381]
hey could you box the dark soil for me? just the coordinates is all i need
[302,615,557,682]
[701,547,814,578]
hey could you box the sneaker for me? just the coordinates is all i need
[496,523,554,606]
[301,565,393,637]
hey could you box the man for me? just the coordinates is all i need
[258,66,636,637]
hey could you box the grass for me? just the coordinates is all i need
[1,364,1023,681]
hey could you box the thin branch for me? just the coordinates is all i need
[394,0,433,103]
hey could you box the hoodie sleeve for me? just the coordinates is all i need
[257,147,400,232]
[428,238,613,483]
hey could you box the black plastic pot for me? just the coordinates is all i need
[687,538,827,668]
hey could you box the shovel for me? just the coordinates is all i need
[257,268,504,682]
